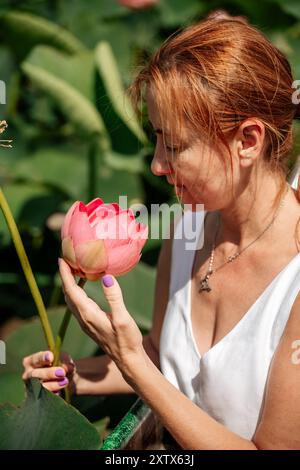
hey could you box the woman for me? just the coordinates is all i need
[22,10,300,449]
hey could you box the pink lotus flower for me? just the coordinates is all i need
[118,0,158,10]
[61,198,148,281]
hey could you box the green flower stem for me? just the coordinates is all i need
[63,386,71,404]
[0,187,55,351]
[48,283,62,308]
[53,277,86,366]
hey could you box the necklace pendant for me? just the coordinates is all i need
[199,275,212,293]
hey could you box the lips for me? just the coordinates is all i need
[167,179,185,187]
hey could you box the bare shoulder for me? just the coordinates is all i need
[253,290,300,449]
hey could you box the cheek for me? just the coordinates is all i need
[173,147,226,192]
[173,152,196,181]
[180,171,226,208]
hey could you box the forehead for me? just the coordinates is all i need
[145,85,190,141]
[145,86,161,127]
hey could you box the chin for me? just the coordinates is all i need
[177,192,203,210]
[178,190,215,212]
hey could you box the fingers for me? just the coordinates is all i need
[23,350,53,370]
[22,350,75,394]
[59,258,112,335]
[58,258,88,309]
[41,378,69,393]
[22,364,66,380]
[23,366,69,392]
[101,274,129,324]
[22,349,74,397]
[30,366,67,382]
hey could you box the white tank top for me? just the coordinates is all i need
[159,204,300,440]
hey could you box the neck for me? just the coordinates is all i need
[215,173,295,258]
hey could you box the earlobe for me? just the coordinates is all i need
[239,148,254,167]
[240,149,252,159]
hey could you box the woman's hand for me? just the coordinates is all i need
[22,350,76,395]
[58,258,145,378]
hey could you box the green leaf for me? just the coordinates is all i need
[12,148,88,200]
[95,41,147,145]
[157,0,204,27]
[0,306,98,375]
[0,182,64,241]
[0,11,86,61]
[0,373,25,406]
[21,62,110,147]
[272,0,300,20]
[25,45,95,102]
[56,1,129,65]
[92,416,110,439]
[94,163,144,205]
[58,0,126,23]
[284,36,300,78]
[103,149,147,174]
[0,378,101,450]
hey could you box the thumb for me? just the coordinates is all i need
[101,274,128,321]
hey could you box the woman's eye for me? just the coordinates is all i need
[166,145,179,153]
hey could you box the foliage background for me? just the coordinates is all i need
[0,0,300,445]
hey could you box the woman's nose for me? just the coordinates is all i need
[151,151,173,177]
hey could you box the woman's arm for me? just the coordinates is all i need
[22,334,160,396]
[124,350,258,450]
[123,290,300,450]
[73,334,159,395]
[252,290,300,449]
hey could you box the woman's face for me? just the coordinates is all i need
[146,90,234,211]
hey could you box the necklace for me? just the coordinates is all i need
[198,183,290,293]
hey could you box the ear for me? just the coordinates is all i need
[235,120,265,168]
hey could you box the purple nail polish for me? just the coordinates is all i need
[58,378,68,387]
[45,352,51,362]
[55,369,65,378]
[102,275,114,287]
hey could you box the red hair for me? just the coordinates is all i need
[129,10,300,211]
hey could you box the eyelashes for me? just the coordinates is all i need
[152,130,181,153]
[165,145,180,153]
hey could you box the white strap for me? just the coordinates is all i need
[288,155,300,190]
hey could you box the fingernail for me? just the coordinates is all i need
[45,352,51,362]
[102,275,114,287]
[58,378,69,387]
[55,369,66,378]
